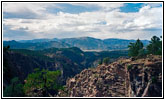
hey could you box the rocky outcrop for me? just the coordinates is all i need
[58,55,162,97]
[127,55,162,97]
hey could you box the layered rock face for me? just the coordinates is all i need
[127,55,162,97]
[58,55,162,97]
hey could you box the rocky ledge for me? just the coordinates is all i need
[57,55,162,97]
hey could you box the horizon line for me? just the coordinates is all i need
[3,36,153,41]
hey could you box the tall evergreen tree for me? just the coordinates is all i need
[128,39,143,57]
[147,36,162,55]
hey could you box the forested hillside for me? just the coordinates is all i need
[3,36,162,97]
[3,47,128,97]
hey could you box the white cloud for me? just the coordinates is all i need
[3,3,61,18]
[94,3,124,11]
[3,3,162,40]
[70,3,124,11]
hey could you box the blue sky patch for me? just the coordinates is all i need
[120,3,144,13]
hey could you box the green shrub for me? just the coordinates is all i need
[127,65,132,70]
[98,59,102,65]
[151,76,157,83]
[103,57,110,65]
[24,69,62,96]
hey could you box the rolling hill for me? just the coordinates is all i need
[4,37,149,51]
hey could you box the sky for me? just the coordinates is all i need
[3,2,163,40]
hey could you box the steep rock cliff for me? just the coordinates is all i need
[58,55,162,97]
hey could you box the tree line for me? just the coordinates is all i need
[128,36,162,57]
[99,35,162,66]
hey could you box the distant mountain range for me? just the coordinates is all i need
[3,37,149,51]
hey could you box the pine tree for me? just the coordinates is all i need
[147,36,162,55]
[128,39,143,57]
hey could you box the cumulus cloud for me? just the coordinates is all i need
[3,3,162,40]
[70,3,124,11]
[3,3,61,19]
